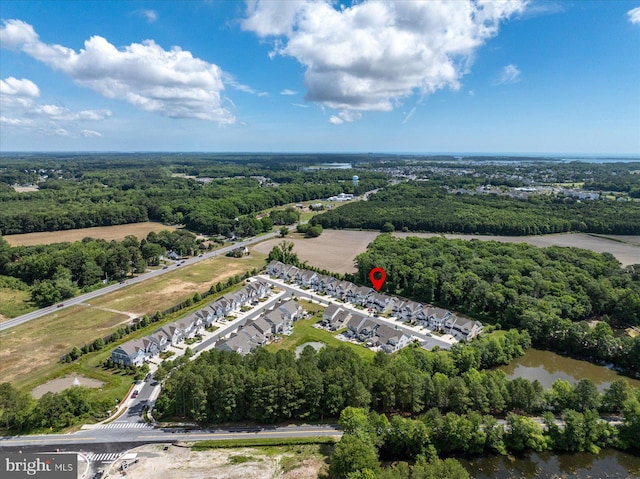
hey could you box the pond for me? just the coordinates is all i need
[499,348,640,392]
[295,341,326,358]
[460,449,640,478]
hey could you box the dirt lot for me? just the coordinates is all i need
[110,444,329,479]
[252,230,379,273]
[4,222,177,246]
[252,230,640,274]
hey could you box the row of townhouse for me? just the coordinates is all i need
[322,304,412,353]
[216,300,305,355]
[110,280,271,366]
[266,261,483,341]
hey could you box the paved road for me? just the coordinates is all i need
[0,230,291,332]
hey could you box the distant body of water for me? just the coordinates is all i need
[499,348,640,392]
[460,449,640,478]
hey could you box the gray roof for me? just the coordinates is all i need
[279,300,301,316]
[251,317,273,335]
[115,339,145,356]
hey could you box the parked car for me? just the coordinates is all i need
[131,390,139,398]
[56,303,64,308]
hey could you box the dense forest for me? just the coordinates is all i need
[0,154,387,236]
[147,345,640,479]
[0,229,197,307]
[311,182,640,235]
[354,235,640,371]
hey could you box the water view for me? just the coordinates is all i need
[461,449,640,478]
[499,349,640,392]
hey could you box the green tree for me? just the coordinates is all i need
[330,433,380,479]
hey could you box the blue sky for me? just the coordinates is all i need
[1,0,639,155]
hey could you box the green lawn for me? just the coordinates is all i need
[266,302,374,361]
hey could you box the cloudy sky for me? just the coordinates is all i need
[1,0,638,155]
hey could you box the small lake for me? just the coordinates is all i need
[499,348,640,392]
[460,449,640,478]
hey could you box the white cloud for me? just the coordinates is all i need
[280,89,297,95]
[494,64,522,85]
[244,0,526,121]
[82,129,103,138]
[329,110,362,125]
[54,128,70,137]
[0,116,35,127]
[137,9,158,23]
[0,76,40,98]
[0,76,40,108]
[0,19,235,124]
[30,104,111,121]
[222,72,267,96]
[629,7,640,25]
[292,103,308,108]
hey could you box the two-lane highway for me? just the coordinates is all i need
[0,228,291,332]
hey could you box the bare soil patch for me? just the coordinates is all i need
[252,230,639,274]
[31,375,105,398]
[252,230,379,273]
[12,185,39,193]
[4,222,177,246]
[112,444,328,479]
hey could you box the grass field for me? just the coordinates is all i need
[89,254,265,314]
[3,221,177,246]
[0,253,267,389]
[266,301,374,361]
[0,288,35,319]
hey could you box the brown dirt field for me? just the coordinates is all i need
[4,222,177,246]
[112,444,328,479]
[252,230,639,274]
[252,230,379,273]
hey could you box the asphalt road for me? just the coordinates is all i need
[0,229,290,332]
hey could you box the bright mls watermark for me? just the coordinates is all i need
[2,453,76,478]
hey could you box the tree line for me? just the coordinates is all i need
[311,182,640,235]
[0,229,197,307]
[354,235,640,372]
[0,156,386,236]
[153,341,632,426]
[330,402,640,479]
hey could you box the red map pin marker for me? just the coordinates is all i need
[369,267,386,292]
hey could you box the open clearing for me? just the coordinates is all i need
[252,230,379,273]
[0,254,266,386]
[252,230,639,273]
[3,221,177,246]
[111,444,329,479]
[31,375,105,398]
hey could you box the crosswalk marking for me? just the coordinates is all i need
[97,422,153,430]
[87,452,121,462]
